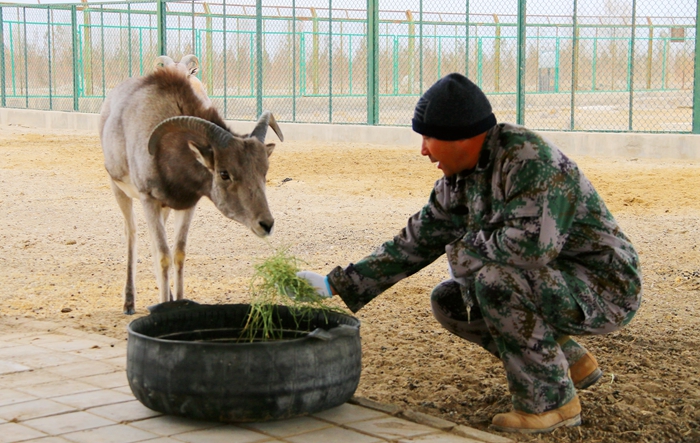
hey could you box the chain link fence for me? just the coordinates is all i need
[1,0,698,132]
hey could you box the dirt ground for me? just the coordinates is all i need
[1,123,699,443]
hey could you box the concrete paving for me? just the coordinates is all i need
[0,316,513,443]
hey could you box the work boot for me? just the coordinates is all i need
[490,396,582,434]
[570,351,603,390]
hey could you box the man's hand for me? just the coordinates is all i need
[296,271,333,298]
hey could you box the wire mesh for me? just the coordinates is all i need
[0,0,697,133]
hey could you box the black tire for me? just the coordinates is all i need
[127,302,362,422]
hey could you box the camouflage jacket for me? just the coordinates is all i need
[328,123,642,314]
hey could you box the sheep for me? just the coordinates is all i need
[153,54,212,108]
[99,67,283,314]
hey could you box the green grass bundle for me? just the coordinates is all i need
[240,248,339,342]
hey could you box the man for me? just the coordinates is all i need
[296,73,642,434]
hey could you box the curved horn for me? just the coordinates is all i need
[179,54,200,75]
[250,111,284,143]
[148,116,232,155]
[153,55,175,71]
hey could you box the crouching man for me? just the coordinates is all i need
[296,73,642,434]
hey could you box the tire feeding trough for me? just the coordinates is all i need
[127,301,362,422]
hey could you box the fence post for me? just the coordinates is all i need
[406,11,414,94]
[419,0,423,91]
[494,14,500,92]
[693,3,700,134]
[516,0,526,125]
[367,0,378,125]
[329,0,333,123]
[22,7,27,108]
[203,3,213,97]
[128,3,131,77]
[627,0,637,131]
[256,0,263,117]
[157,0,166,55]
[71,5,79,110]
[464,0,469,79]
[0,7,5,108]
[100,6,105,99]
[81,0,92,95]
[569,0,578,130]
[645,17,653,90]
[292,0,296,122]
[223,0,227,117]
[311,8,318,95]
[48,7,52,110]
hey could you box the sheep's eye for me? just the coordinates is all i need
[219,171,231,181]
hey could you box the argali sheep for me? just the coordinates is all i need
[99,66,283,314]
[153,54,212,109]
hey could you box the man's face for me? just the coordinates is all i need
[420,136,467,177]
[420,134,486,177]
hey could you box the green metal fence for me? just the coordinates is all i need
[1,0,698,133]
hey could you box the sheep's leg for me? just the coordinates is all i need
[161,206,171,224]
[110,181,137,315]
[172,206,197,300]
[160,206,173,301]
[141,196,172,305]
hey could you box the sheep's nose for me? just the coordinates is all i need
[259,220,274,235]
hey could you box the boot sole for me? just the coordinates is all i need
[489,414,582,434]
[574,368,603,390]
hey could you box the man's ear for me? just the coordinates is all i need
[188,140,215,170]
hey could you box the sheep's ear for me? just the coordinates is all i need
[188,140,214,170]
[265,143,275,157]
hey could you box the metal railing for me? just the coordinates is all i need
[0,0,698,133]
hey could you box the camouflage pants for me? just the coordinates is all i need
[431,263,636,414]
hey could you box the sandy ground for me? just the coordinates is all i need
[1,124,699,442]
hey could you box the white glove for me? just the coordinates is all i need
[296,271,333,298]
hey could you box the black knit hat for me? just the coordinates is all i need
[412,73,497,141]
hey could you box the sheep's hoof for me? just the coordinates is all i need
[123,306,136,315]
